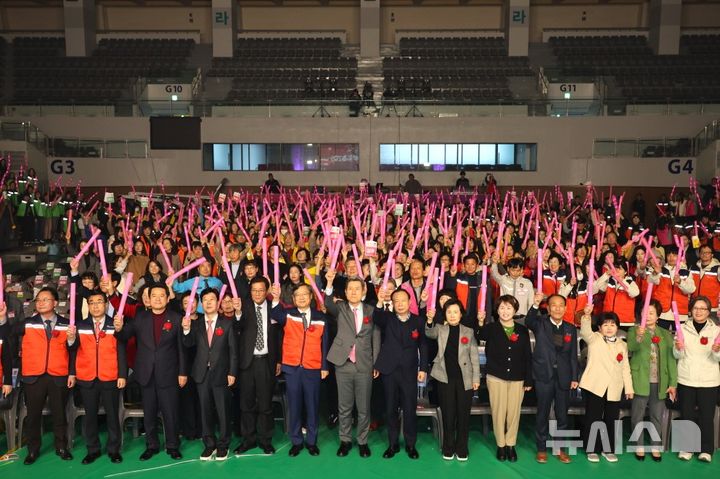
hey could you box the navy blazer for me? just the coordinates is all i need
[116,309,187,388]
[182,314,238,386]
[372,309,428,375]
[525,306,579,389]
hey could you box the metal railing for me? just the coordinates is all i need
[593,137,693,158]
[692,119,720,155]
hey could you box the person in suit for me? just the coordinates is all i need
[270,282,330,457]
[425,299,480,461]
[218,245,252,300]
[233,277,281,456]
[323,270,381,458]
[526,292,579,464]
[476,295,533,462]
[71,290,127,464]
[114,283,187,461]
[8,287,77,465]
[627,298,677,462]
[373,287,428,459]
[579,308,634,462]
[181,288,238,461]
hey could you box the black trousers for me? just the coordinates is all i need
[534,371,570,452]
[583,390,621,454]
[141,374,180,450]
[23,375,69,453]
[678,384,719,454]
[239,356,275,446]
[197,377,232,450]
[382,369,418,447]
[179,380,201,439]
[78,381,121,454]
[437,376,473,457]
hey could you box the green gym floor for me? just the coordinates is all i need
[1,417,717,479]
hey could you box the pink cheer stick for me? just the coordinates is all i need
[640,282,654,328]
[167,257,207,284]
[671,301,685,343]
[73,228,102,263]
[184,276,201,319]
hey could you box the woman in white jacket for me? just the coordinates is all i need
[673,295,720,463]
[579,308,634,463]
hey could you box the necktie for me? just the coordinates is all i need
[44,320,52,340]
[95,321,102,338]
[301,312,308,330]
[255,306,265,351]
[207,319,214,346]
[349,307,360,363]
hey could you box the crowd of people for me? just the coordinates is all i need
[0,160,720,467]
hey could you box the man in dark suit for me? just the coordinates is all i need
[114,283,187,461]
[233,277,280,456]
[218,245,250,300]
[323,270,381,458]
[373,287,427,459]
[525,292,579,464]
[181,288,238,461]
[9,287,77,465]
[270,282,330,457]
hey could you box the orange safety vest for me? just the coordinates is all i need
[75,321,120,382]
[22,319,70,377]
[652,266,691,315]
[563,289,588,325]
[281,313,325,370]
[602,279,637,326]
[690,264,720,309]
[455,278,483,311]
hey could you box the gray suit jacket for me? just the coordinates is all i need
[324,294,381,373]
[425,322,480,391]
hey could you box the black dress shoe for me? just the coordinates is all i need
[24,451,39,465]
[82,451,101,464]
[307,444,320,456]
[261,444,275,455]
[382,445,399,459]
[56,449,73,461]
[289,444,304,457]
[651,454,662,462]
[497,446,507,461]
[635,453,646,461]
[139,448,159,461]
[406,446,420,459]
[109,453,123,463]
[359,444,371,458]
[506,446,517,462]
[337,441,352,457]
[167,449,182,460]
[233,442,256,456]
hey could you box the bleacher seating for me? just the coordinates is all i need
[382,37,532,102]
[207,37,357,102]
[12,37,193,103]
[551,34,720,102]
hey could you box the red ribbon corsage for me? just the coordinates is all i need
[651,336,660,344]
[510,333,519,342]
[700,337,709,345]
[52,330,60,338]
[461,336,469,345]
[411,329,419,340]
[162,322,173,332]
[99,330,107,339]
[563,334,572,343]
[616,353,624,362]
[363,316,370,325]
[214,327,224,337]
[308,325,316,333]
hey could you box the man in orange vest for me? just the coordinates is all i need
[9,287,77,465]
[444,253,493,327]
[270,282,329,457]
[71,290,127,464]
